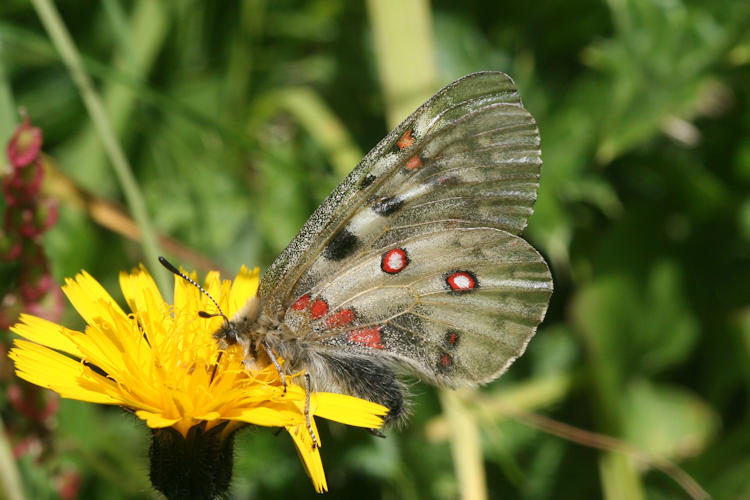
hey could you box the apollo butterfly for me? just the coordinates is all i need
[195,72,552,433]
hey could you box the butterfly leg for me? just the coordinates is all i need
[209,351,223,384]
[304,372,320,449]
[262,340,287,394]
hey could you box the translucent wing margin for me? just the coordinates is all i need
[259,72,541,315]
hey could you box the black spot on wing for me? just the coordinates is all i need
[373,196,405,216]
[323,227,359,261]
[390,312,425,336]
[438,352,453,372]
[359,174,376,189]
[433,174,459,186]
[444,330,461,348]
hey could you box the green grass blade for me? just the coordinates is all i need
[0,37,17,143]
[30,0,168,294]
[366,0,438,128]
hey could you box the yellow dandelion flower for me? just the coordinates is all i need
[8,265,388,496]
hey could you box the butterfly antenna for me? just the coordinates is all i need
[158,256,227,382]
[158,256,228,323]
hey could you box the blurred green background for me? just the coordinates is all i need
[2,0,750,498]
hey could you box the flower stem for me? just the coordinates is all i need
[366,0,438,126]
[30,0,168,294]
[439,390,487,500]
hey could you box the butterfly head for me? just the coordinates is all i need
[210,296,262,351]
[197,310,238,345]
[158,257,264,363]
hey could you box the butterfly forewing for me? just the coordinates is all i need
[347,103,541,254]
[259,72,540,312]
[258,71,551,388]
[284,103,541,304]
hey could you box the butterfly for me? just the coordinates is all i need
[164,71,552,443]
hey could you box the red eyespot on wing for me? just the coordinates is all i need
[445,331,459,347]
[326,308,355,328]
[310,298,329,320]
[292,294,311,311]
[397,129,415,150]
[405,155,423,170]
[445,271,478,292]
[440,353,452,368]
[347,327,384,349]
[381,248,409,274]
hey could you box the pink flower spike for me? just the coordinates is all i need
[24,285,64,323]
[38,198,59,232]
[19,208,38,238]
[0,232,22,261]
[0,292,24,328]
[11,436,42,460]
[7,119,43,168]
[19,161,45,198]
[2,161,44,206]
[21,272,53,302]
[56,468,82,500]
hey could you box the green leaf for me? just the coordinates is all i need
[622,379,718,460]
[573,259,699,379]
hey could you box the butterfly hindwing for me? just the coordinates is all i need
[284,227,551,385]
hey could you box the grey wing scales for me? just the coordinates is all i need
[259,72,542,318]
[257,71,551,386]
[282,228,552,385]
